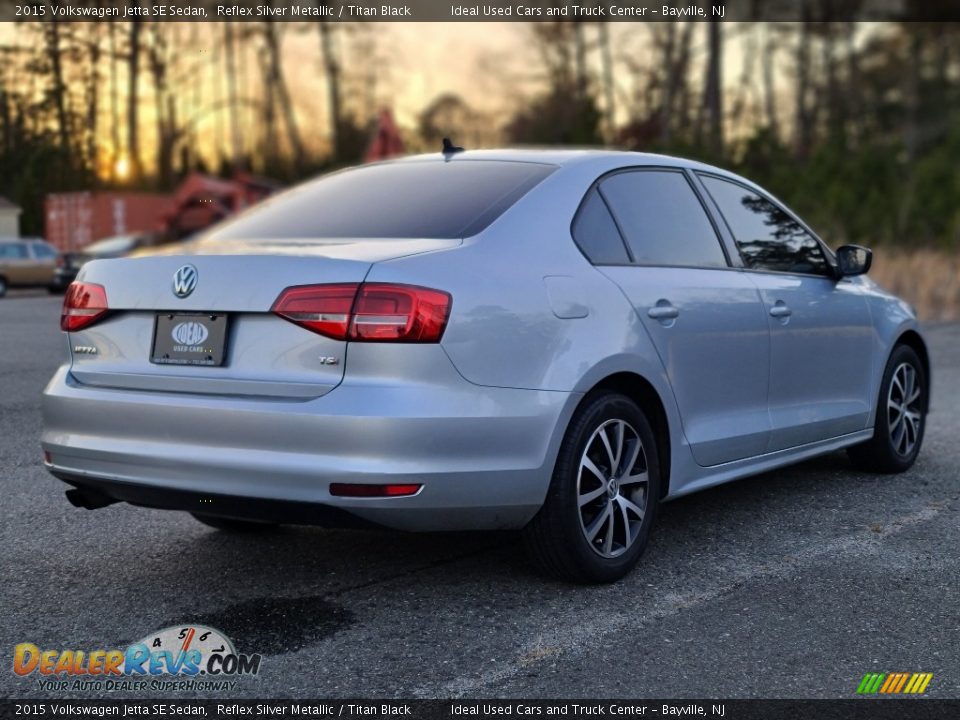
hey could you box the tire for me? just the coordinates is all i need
[523,391,661,584]
[190,513,278,532]
[0,276,7,298]
[847,344,927,473]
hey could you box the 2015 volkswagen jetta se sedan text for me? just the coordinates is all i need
[41,150,930,582]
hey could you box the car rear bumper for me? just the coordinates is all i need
[41,365,578,531]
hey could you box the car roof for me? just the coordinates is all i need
[382,148,756,190]
[389,148,723,172]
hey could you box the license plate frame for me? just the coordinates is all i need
[150,313,229,367]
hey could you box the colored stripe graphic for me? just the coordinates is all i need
[857,673,885,694]
[893,673,910,693]
[879,674,896,693]
[857,672,933,694]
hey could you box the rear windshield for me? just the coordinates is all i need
[205,160,556,241]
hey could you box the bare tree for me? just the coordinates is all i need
[762,24,779,137]
[653,19,695,144]
[42,18,70,157]
[127,19,144,182]
[82,24,102,176]
[260,18,306,173]
[793,9,814,158]
[597,21,616,142]
[701,19,723,153]
[145,23,182,187]
[317,19,343,161]
[108,21,120,181]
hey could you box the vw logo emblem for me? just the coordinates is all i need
[172,265,198,298]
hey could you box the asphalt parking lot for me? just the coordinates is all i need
[1,292,958,699]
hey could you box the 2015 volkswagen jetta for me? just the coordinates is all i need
[41,150,929,582]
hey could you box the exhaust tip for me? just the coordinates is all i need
[65,487,118,510]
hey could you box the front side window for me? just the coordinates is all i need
[597,170,727,268]
[699,175,829,276]
[571,189,630,265]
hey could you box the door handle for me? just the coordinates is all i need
[647,303,680,320]
[769,301,792,318]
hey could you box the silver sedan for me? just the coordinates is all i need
[41,150,929,582]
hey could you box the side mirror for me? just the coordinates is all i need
[835,245,873,277]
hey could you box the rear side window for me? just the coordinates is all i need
[32,243,57,259]
[598,170,727,268]
[571,189,630,265]
[699,175,829,276]
[205,160,556,241]
[0,243,28,259]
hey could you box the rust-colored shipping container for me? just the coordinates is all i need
[45,192,173,252]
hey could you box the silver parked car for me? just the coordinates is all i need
[42,150,929,582]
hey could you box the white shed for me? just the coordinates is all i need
[0,197,21,237]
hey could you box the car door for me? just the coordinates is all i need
[576,168,772,466]
[697,173,874,450]
[0,242,32,286]
[29,241,58,285]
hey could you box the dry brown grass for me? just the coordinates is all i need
[867,249,960,322]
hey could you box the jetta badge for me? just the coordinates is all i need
[172,264,198,298]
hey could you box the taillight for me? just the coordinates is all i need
[352,284,451,342]
[272,283,451,343]
[270,283,358,340]
[61,282,109,332]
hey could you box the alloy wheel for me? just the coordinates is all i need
[577,419,649,558]
[887,362,923,457]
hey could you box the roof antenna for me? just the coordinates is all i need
[442,137,464,156]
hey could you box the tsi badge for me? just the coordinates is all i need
[172,264,198,298]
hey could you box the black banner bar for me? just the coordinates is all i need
[4,700,960,720]
[5,0,960,23]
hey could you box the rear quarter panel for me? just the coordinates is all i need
[364,158,693,494]
[366,158,677,396]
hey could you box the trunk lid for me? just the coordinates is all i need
[67,237,459,399]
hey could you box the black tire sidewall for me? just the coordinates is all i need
[550,392,661,582]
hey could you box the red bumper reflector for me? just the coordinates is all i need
[43,451,52,465]
[329,483,422,498]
